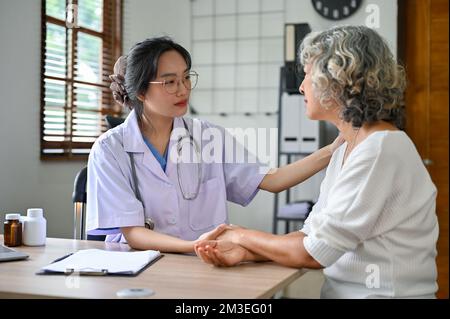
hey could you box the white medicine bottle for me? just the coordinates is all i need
[22,208,47,246]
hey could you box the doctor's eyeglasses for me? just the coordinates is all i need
[149,71,199,94]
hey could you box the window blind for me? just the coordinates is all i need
[41,0,122,160]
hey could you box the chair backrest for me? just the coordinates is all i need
[72,115,125,240]
[73,166,88,240]
[105,115,125,129]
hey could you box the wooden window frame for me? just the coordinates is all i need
[40,0,123,160]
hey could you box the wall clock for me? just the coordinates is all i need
[311,0,363,20]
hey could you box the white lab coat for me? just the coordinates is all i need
[86,109,270,242]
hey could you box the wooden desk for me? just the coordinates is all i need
[0,236,305,299]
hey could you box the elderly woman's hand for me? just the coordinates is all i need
[217,224,245,243]
[195,223,227,243]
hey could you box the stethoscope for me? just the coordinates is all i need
[176,118,202,200]
[128,118,202,230]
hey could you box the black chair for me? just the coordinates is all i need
[73,166,88,240]
[72,115,125,240]
[105,115,125,129]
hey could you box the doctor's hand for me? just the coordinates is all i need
[195,240,248,267]
[328,133,345,154]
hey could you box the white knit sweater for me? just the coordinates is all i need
[301,131,438,298]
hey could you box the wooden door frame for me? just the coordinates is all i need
[397,0,449,299]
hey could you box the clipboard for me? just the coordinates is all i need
[36,249,163,277]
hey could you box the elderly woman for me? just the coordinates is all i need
[195,25,439,299]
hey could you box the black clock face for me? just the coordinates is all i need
[311,0,363,21]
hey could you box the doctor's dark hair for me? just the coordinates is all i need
[299,25,406,129]
[116,37,192,119]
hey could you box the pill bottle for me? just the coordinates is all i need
[3,213,23,247]
[22,208,47,246]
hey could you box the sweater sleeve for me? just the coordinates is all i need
[300,147,344,236]
[300,179,326,236]
[303,140,396,267]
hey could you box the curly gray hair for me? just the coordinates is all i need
[299,25,406,128]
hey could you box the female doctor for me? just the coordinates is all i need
[86,37,342,253]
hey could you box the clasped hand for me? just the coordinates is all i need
[194,224,248,267]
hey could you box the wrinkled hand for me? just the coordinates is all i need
[197,224,228,241]
[216,224,244,244]
[329,133,345,154]
[195,240,247,267]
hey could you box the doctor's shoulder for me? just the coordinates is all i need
[89,123,126,161]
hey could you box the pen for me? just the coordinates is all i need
[52,252,73,263]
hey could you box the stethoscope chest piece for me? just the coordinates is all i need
[145,218,155,230]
